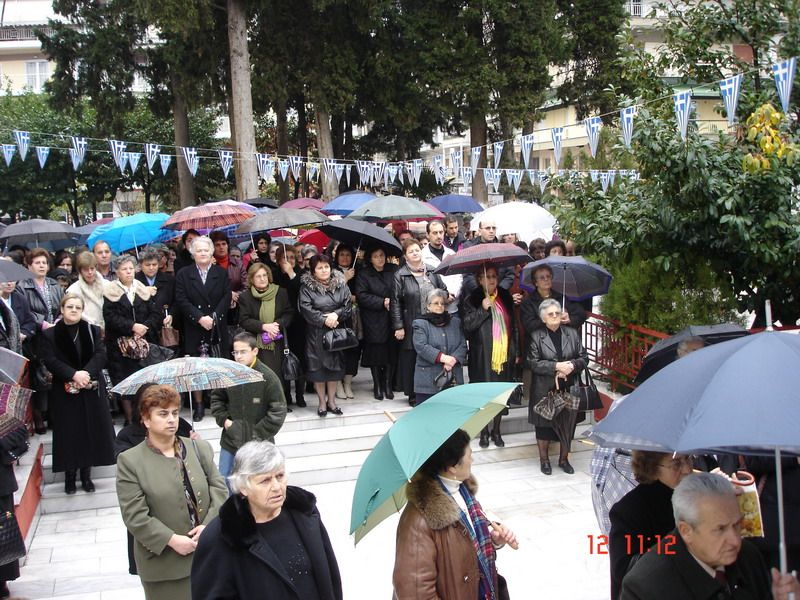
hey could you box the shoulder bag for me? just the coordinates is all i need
[280,328,302,381]
[0,511,25,565]
[570,369,602,411]
[322,327,358,352]
[117,336,149,360]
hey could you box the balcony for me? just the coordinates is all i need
[0,26,55,42]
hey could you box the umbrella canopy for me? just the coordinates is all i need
[322,191,377,215]
[236,208,329,235]
[76,217,114,236]
[471,201,556,244]
[633,323,749,384]
[318,218,402,256]
[163,201,255,231]
[428,194,483,214]
[281,197,325,210]
[520,256,612,301]
[347,195,442,222]
[87,213,172,254]
[0,383,33,434]
[243,197,279,209]
[0,348,28,384]
[433,243,531,276]
[111,356,264,396]
[0,260,38,283]
[350,382,517,544]
[297,229,330,252]
[0,219,77,247]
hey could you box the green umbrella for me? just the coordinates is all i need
[349,381,517,544]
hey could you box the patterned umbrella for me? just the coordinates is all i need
[162,201,255,231]
[0,383,33,435]
[432,243,532,276]
[110,356,265,396]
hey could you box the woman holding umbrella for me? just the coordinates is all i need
[461,265,518,448]
[520,263,585,338]
[528,298,588,475]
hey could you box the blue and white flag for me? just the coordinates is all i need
[719,74,742,127]
[387,164,399,184]
[433,155,444,185]
[321,158,335,181]
[590,169,599,183]
[356,160,371,183]
[556,169,566,179]
[71,136,87,168]
[521,134,535,169]
[128,152,141,174]
[118,152,129,173]
[160,154,172,176]
[345,164,352,187]
[584,117,602,158]
[483,168,502,192]
[505,169,523,193]
[218,150,233,179]
[2,144,15,167]
[278,159,290,182]
[256,153,275,181]
[673,90,693,140]
[450,149,463,175]
[109,139,127,171]
[470,146,482,176]
[333,162,345,184]
[371,161,385,187]
[181,147,199,177]
[460,167,472,186]
[599,171,611,192]
[69,148,82,171]
[527,169,537,186]
[620,107,636,149]
[289,155,304,181]
[411,159,423,187]
[36,146,49,169]
[772,57,796,113]
[551,127,564,168]
[145,143,160,173]
[538,171,549,195]
[492,141,504,168]
[13,131,29,161]
[608,169,617,185]
[308,162,319,181]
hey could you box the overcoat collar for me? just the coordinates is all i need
[405,473,479,531]
[53,319,94,368]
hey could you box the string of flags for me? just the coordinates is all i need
[0,57,795,188]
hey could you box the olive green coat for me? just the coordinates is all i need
[116,437,227,585]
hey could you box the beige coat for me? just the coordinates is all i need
[116,437,227,584]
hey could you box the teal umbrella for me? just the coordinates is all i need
[350,382,517,544]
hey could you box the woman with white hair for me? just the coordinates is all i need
[191,440,342,600]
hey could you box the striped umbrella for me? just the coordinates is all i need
[163,201,255,231]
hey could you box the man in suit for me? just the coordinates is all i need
[135,249,175,332]
[621,472,800,600]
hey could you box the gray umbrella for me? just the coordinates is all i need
[0,260,37,283]
[235,208,329,234]
[0,219,77,247]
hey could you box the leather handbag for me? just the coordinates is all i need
[433,368,455,391]
[322,327,358,352]
[0,511,26,565]
[140,344,175,367]
[117,336,150,360]
[570,369,602,411]
[280,328,302,381]
[159,326,180,349]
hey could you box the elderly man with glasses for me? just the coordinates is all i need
[460,220,515,297]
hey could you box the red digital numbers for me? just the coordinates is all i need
[587,534,609,555]
[624,534,677,555]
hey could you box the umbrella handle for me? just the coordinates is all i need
[383,410,397,423]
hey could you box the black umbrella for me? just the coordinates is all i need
[235,208,329,234]
[0,260,37,283]
[243,197,279,209]
[633,323,749,384]
[0,219,77,247]
[317,218,402,257]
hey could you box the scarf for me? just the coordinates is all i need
[487,291,509,373]
[419,311,451,327]
[216,254,230,270]
[251,284,279,350]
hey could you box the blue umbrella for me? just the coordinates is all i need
[428,193,483,214]
[590,330,800,573]
[520,255,612,301]
[322,190,376,215]
[87,213,172,254]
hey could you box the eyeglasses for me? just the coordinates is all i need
[658,456,693,471]
[231,350,251,357]
[482,226,497,230]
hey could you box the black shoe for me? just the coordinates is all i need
[558,460,575,475]
[540,461,552,476]
[0,582,9,599]
[295,396,306,408]
[81,478,95,493]
[479,431,490,448]
[317,409,327,417]
[492,433,505,448]
[286,406,293,413]
[384,387,394,400]
[192,404,205,422]
[327,405,343,416]
[65,471,77,495]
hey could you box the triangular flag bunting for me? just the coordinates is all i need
[109,139,127,171]
[322,158,336,181]
[521,134,534,169]
[719,74,742,127]
[620,107,636,149]
[218,150,233,179]
[333,163,345,183]
[590,169,599,182]
[160,154,172,175]
[387,164,399,184]
[13,131,29,161]
[356,160,371,183]
[538,171,549,195]
[345,164,352,186]
[145,143,160,173]
[527,169,537,186]
[450,149,463,174]
[69,148,82,171]
[2,144,15,167]
[288,155,304,181]
[772,57,796,113]
[256,153,274,181]
[36,146,49,169]
[119,151,130,173]
[492,141,504,168]
[460,167,472,186]
[608,169,617,185]
[584,117,602,158]
[673,91,693,140]
[181,147,199,177]
[433,155,444,185]
[470,146,482,176]
[128,152,141,174]
[278,158,290,182]
[371,161,385,187]
[411,159,423,187]
[71,136,87,168]
[505,169,523,192]
[551,127,564,168]
[308,162,319,181]
[600,171,611,192]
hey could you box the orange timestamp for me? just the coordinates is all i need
[587,534,677,555]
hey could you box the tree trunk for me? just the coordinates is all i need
[470,114,488,204]
[315,106,338,200]
[171,72,196,208]
[227,91,242,194]
[276,98,290,204]
[227,0,259,200]
[296,96,308,197]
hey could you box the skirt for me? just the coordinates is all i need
[360,340,397,367]
[141,576,190,600]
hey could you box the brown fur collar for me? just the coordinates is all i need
[405,473,479,531]
[102,279,154,303]
[300,269,348,294]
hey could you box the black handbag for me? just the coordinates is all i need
[433,368,455,391]
[570,369,602,411]
[280,328,302,381]
[0,511,25,565]
[322,327,358,352]
[140,343,175,367]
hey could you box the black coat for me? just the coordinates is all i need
[354,264,398,345]
[298,271,352,374]
[390,265,447,350]
[18,277,63,329]
[191,488,343,600]
[609,480,676,600]
[174,264,232,357]
[620,531,772,600]
[10,288,36,339]
[460,286,518,382]
[40,320,115,472]
[135,271,175,319]
[520,289,586,346]
[102,284,160,385]
[526,326,588,427]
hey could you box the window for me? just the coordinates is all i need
[25,61,49,92]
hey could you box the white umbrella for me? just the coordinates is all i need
[470,201,556,244]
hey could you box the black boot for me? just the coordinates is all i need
[370,368,383,400]
[80,467,95,492]
[193,402,205,422]
[295,377,307,407]
[383,366,394,400]
[479,427,490,448]
[65,470,77,495]
[491,415,505,447]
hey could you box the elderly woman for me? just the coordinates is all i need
[191,441,342,600]
[391,239,448,406]
[461,265,519,448]
[174,235,231,421]
[354,246,399,400]
[275,244,307,407]
[67,251,109,329]
[116,384,226,600]
[412,289,466,405]
[103,255,160,425]
[608,451,693,599]
[332,243,360,400]
[528,298,589,476]
[520,264,585,339]
[19,248,65,434]
[299,255,351,417]
[237,262,295,400]
[393,429,517,599]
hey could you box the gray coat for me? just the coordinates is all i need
[298,270,352,374]
[412,316,467,395]
[527,326,588,427]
